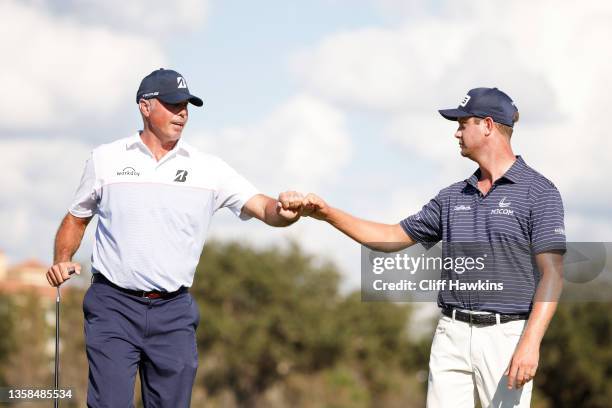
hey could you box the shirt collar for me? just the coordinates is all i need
[126,132,192,157]
[465,155,527,188]
[125,133,143,150]
[501,155,527,183]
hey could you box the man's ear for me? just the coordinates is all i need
[139,99,152,118]
[483,117,495,136]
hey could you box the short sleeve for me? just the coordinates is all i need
[400,194,443,248]
[68,154,98,218]
[213,160,259,220]
[531,185,566,254]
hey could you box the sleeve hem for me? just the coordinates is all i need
[68,208,93,218]
[399,219,417,241]
[532,243,567,255]
[235,191,260,221]
[400,220,439,249]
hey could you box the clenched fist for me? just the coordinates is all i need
[301,193,330,220]
[46,261,81,287]
[276,191,305,221]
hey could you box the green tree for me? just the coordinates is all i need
[0,295,16,385]
[335,293,412,395]
[537,302,612,408]
[192,241,344,406]
[191,241,427,407]
[1,290,54,408]
[57,287,90,407]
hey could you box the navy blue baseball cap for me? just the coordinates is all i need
[136,68,203,107]
[438,87,518,127]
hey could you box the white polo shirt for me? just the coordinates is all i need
[70,133,259,291]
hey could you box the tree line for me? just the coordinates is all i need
[0,241,610,407]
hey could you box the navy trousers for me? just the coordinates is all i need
[83,280,200,407]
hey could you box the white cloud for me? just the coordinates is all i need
[0,1,167,130]
[294,0,612,123]
[292,18,561,120]
[292,22,471,113]
[386,113,471,173]
[190,93,353,194]
[0,138,92,261]
[292,0,612,234]
[4,0,611,281]
[566,213,612,242]
[185,93,357,284]
[26,0,209,34]
[0,91,353,271]
[0,0,210,263]
[374,0,431,18]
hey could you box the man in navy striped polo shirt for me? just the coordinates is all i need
[281,87,565,407]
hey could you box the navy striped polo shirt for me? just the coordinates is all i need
[400,156,566,314]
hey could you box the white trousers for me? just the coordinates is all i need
[426,314,533,408]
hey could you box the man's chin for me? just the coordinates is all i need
[460,150,477,161]
[167,130,183,140]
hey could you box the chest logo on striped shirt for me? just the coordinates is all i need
[491,197,514,215]
[498,197,511,208]
[453,205,472,211]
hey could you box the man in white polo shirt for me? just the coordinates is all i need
[45,68,305,407]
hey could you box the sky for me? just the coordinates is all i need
[1,0,611,289]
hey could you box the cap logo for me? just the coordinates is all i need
[142,91,159,98]
[177,76,187,89]
[459,94,471,107]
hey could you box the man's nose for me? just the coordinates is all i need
[454,130,462,139]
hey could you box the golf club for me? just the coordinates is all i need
[54,267,75,408]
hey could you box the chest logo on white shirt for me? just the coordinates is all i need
[174,169,188,182]
[116,166,140,176]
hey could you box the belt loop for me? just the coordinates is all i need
[495,313,501,325]
[452,309,456,321]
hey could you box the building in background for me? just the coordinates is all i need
[0,250,57,300]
